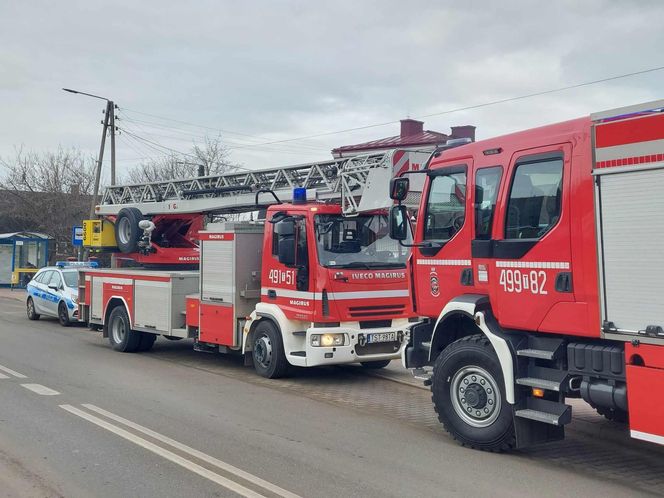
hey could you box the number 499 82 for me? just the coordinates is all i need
[499,269,548,295]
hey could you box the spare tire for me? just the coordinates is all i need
[115,207,144,253]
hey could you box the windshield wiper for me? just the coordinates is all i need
[333,262,405,269]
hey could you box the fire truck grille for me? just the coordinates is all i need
[348,304,405,319]
[359,320,392,329]
[355,341,401,356]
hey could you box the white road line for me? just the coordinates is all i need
[0,373,9,379]
[82,403,301,498]
[21,384,60,396]
[0,364,27,379]
[60,405,272,498]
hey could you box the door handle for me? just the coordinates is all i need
[460,268,474,286]
[267,289,277,299]
[554,272,573,293]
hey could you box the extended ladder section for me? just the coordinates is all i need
[96,149,428,217]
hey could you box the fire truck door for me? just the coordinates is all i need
[413,163,474,318]
[489,144,575,332]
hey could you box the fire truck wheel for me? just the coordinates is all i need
[252,321,289,379]
[115,208,144,253]
[360,360,391,369]
[58,302,71,327]
[137,333,157,352]
[26,298,40,320]
[108,306,141,352]
[431,334,516,452]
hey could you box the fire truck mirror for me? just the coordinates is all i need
[389,205,409,241]
[277,236,296,266]
[389,177,409,201]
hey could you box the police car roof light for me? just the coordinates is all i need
[55,261,99,268]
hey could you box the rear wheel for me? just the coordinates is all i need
[252,321,289,379]
[115,208,144,253]
[58,302,70,327]
[360,360,391,369]
[431,334,516,452]
[108,306,141,352]
[26,298,40,320]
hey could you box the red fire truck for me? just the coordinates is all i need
[388,100,664,450]
[76,151,427,377]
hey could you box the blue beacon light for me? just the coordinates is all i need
[292,187,307,204]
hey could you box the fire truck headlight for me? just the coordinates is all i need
[311,333,345,347]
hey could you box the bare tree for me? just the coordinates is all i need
[125,135,238,183]
[0,146,96,258]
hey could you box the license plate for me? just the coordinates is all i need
[367,332,397,344]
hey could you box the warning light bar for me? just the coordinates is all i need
[55,261,99,268]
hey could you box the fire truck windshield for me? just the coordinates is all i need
[314,214,410,269]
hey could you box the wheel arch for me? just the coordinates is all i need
[429,294,516,404]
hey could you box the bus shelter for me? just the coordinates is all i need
[0,232,52,287]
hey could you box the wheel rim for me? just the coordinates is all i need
[118,217,131,245]
[59,304,67,323]
[27,299,34,316]
[111,315,126,344]
[450,365,501,428]
[254,333,273,368]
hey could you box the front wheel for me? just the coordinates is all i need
[360,360,391,369]
[252,321,289,379]
[107,306,141,352]
[26,298,40,320]
[431,334,516,452]
[58,302,70,327]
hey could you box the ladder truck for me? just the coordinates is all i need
[77,150,428,378]
[388,100,664,450]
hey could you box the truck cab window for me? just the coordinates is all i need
[474,167,503,240]
[505,158,563,239]
[423,169,467,241]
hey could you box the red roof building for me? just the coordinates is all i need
[332,119,476,158]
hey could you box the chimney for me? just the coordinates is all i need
[450,125,476,142]
[400,118,424,138]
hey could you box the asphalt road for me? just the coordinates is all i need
[1,295,663,498]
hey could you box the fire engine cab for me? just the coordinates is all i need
[76,151,424,377]
[389,100,664,450]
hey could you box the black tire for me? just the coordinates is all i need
[107,305,141,352]
[58,301,71,327]
[26,298,40,320]
[594,405,628,424]
[360,360,391,369]
[431,334,516,452]
[251,321,289,379]
[115,207,144,253]
[137,333,157,352]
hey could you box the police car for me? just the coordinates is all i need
[26,261,97,326]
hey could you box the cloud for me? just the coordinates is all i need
[0,0,663,178]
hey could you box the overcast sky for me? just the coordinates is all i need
[1,1,663,182]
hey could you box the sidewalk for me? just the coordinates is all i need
[0,288,26,302]
[364,362,642,449]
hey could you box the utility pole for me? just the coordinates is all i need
[90,102,111,218]
[63,89,117,217]
[109,101,116,186]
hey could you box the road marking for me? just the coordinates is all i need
[21,384,60,396]
[61,405,296,498]
[0,373,9,379]
[82,404,300,498]
[0,364,28,379]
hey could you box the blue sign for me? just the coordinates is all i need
[72,226,84,246]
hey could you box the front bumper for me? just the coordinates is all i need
[304,322,409,367]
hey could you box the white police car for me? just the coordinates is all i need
[26,261,97,326]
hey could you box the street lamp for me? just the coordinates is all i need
[63,88,117,218]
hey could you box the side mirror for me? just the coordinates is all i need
[389,177,409,201]
[48,284,59,291]
[389,205,409,241]
[277,236,296,266]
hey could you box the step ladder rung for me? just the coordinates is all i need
[516,377,561,391]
